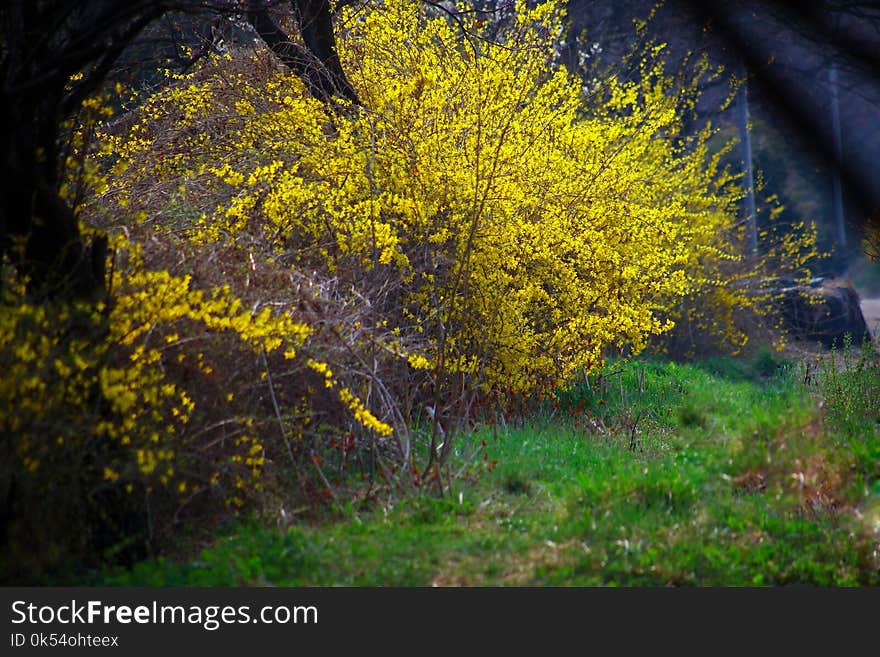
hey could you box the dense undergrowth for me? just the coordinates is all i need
[96,349,880,586]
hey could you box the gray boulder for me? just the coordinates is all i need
[773,277,871,348]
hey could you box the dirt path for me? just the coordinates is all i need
[861,297,880,337]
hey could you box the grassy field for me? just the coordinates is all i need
[98,348,880,586]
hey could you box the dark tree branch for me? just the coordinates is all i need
[62,12,164,116]
[245,0,359,105]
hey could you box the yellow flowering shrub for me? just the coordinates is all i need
[98,1,765,396]
[77,0,819,448]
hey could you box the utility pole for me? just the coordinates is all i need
[828,62,847,248]
[737,76,758,257]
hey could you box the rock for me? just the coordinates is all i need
[773,277,871,348]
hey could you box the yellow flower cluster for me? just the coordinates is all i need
[306,359,393,436]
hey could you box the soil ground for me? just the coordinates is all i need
[862,297,880,337]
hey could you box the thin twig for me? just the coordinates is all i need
[262,347,296,467]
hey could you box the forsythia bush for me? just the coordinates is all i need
[100,0,775,400]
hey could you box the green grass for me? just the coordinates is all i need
[98,353,880,586]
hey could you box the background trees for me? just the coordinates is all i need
[565,0,880,268]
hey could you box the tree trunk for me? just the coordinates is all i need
[1,91,106,301]
[246,0,359,106]
[293,0,359,103]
